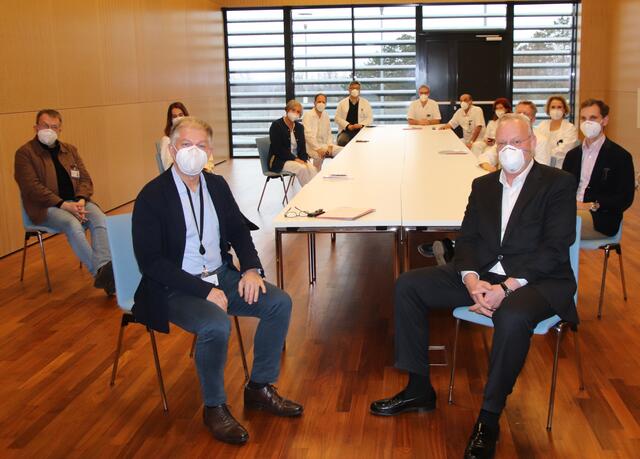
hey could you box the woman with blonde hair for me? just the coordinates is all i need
[535,95,578,168]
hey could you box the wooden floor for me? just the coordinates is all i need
[1,159,639,458]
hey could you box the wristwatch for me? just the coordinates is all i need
[590,201,600,212]
[500,282,513,297]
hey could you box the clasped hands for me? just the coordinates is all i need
[206,269,266,312]
[61,199,87,223]
[464,275,507,318]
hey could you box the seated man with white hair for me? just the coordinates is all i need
[407,84,441,126]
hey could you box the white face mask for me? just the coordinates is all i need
[171,116,184,125]
[495,109,506,118]
[287,111,300,122]
[499,144,526,174]
[549,109,564,121]
[350,89,360,98]
[460,101,470,111]
[37,128,58,146]
[315,102,326,112]
[419,94,429,102]
[175,145,208,176]
[580,120,602,139]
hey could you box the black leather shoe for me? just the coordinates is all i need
[203,404,248,445]
[464,421,499,459]
[369,390,436,416]
[94,261,115,296]
[244,384,303,417]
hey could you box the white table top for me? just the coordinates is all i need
[273,125,486,229]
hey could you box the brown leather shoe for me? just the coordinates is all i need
[244,384,303,417]
[203,404,248,445]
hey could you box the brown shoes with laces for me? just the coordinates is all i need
[244,384,304,417]
[203,404,249,445]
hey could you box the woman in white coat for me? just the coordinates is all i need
[535,95,578,168]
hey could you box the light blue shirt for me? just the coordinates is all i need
[171,167,223,275]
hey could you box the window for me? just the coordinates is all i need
[513,3,578,121]
[422,4,507,30]
[226,9,285,157]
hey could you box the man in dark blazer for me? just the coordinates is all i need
[268,99,317,186]
[370,114,578,459]
[132,117,302,446]
[562,98,635,239]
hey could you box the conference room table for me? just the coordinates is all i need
[272,124,487,289]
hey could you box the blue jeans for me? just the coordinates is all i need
[42,202,111,276]
[166,265,292,406]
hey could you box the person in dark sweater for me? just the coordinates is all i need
[335,81,373,146]
[562,98,635,239]
[268,99,317,186]
[14,109,114,294]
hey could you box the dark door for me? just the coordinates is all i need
[416,31,510,126]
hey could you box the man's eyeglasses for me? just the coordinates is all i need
[496,135,531,151]
[284,207,324,218]
[37,123,60,131]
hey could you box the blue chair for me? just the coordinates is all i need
[19,201,59,292]
[256,136,295,211]
[106,214,249,412]
[448,217,584,431]
[579,222,627,319]
[155,140,165,174]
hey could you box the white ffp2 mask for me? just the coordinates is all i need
[419,94,429,102]
[350,89,360,97]
[175,145,208,176]
[549,109,564,121]
[580,120,602,139]
[460,101,470,111]
[499,145,526,174]
[38,129,58,146]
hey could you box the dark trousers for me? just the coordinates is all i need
[166,265,292,406]
[337,128,360,146]
[394,263,554,413]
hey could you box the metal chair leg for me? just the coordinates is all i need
[20,233,29,282]
[110,314,130,386]
[148,328,169,412]
[615,245,628,301]
[37,232,52,292]
[448,319,461,404]
[257,177,270,211]
[282,175,294,205]
[331,233,336,243]
[573,328,585,391]
[189,334,197,358]
[233,316,250,383]
[597,247,611,319]
[546,324,565,431]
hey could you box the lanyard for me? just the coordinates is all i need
[183,181,206,256]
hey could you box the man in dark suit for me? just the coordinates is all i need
[370,114,578,459]
[132,117,302,446]
[562,98,635,239]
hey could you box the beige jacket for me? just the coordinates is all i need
[14,137,94,224]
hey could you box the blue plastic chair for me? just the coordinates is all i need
[19,201,59,292]
[256,136,295,211]
[579,222,626,319]
[448,217,584,431]
[106,214,249,412]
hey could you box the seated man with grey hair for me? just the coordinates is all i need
[407,84,441,125]
[303,93,342,170]
[133,117,303,445]
[371,113,578,459]
[268,99,317,186]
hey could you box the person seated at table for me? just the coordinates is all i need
[160,102,189,170]
[477,101,549,171]
[440,93,485,150]
[407,84,441,126]
[536,95,579,168]
[268,99,317,186]
[14,109,115,295]
[562,98,635,239]
[303,93,342,170]
[475,98,511,168]
[335,81,373,146]
[371,113,578,459]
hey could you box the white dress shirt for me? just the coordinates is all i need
[461,160,534,286]
[448,105,486,143]
[576,134,606,201]
[171,166,223,275]
[303,109,334,156]
[334,97,373,131]
[407,99,441,122]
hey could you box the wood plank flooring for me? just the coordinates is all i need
[1,159,639,458]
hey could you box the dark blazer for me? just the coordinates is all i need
[454,162,579,324]
[562,137,635,236]
[268,117,308,172]
[132,169,262,333]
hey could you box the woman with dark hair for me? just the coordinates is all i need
[160,102,189,170]
[476,98,512,171]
